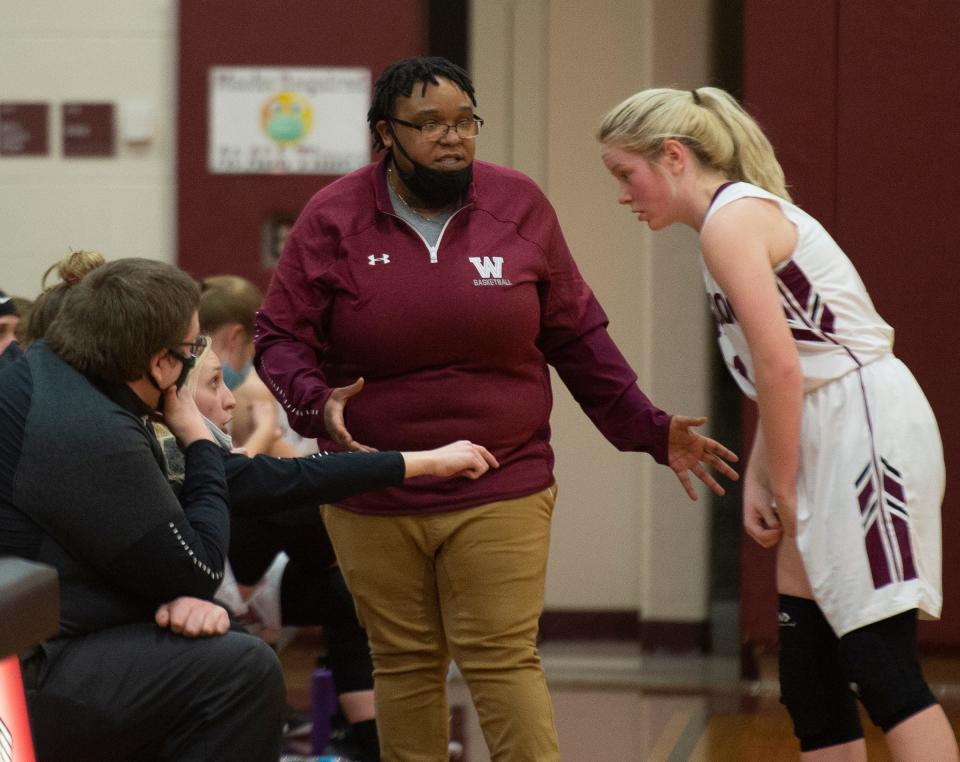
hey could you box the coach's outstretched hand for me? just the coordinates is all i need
[667,415,739,500]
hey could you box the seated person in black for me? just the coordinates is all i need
[0,288,23,370]
[159,344,498,761]
[0,258,289,761]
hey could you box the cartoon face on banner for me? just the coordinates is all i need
[209,66,370,175]
[260,91,313,146]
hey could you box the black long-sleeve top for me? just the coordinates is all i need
[160,427,408,521]
[0,342,231,636]
[221,449,405,516]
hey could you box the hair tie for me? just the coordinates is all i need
[691,89,703,105]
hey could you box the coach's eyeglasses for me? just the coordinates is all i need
[170,335,209,362]
[389,116,484,142]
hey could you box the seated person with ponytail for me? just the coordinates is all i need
[158,343,498,762]
[20,249,106,349]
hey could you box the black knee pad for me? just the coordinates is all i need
[839,609,936,732]
[778,595,863,751]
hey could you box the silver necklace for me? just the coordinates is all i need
[387,168,447,221]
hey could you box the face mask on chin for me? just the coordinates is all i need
[202,414,233,451]
[390,130,472,208]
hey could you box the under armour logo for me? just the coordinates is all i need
[368,254,391,266]
[778,611,796,627]
[468,256,503,278]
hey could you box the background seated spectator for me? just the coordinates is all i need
[0,288,23,370]
[198,274,305,456]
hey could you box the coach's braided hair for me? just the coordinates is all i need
[367,57,477,152]
[598,87,792,202]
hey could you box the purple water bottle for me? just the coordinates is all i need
[310,667,338,755]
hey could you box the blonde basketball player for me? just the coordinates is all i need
[598,86,957,761]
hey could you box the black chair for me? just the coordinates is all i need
[0,557,58,660]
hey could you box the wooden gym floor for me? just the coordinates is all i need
[280,631,960,761]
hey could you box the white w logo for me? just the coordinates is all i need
[368,254,391,266]
[468,256,503,278]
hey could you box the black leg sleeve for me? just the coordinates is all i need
[281,564,375,694]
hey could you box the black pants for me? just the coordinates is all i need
[23,623,285,762]
[231,514,374,693]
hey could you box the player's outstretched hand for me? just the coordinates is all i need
[667,415,739,500]
[403,441,500,480]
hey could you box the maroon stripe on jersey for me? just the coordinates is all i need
[778,260,811,307]
[856,453,917,589]
[892,513,918,580]
[732,355,751,383]
[865,521,893,588]
[820,303,836,334]
[883,473,905,503]
[779,285,831,346]
[790,327,826,343]
[858,478,875,514]
[777,260,841,344]
[882,461,916,581]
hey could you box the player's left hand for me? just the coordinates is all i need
[743,473,783,548]
[667,415,739,500]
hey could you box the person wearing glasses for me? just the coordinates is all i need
[0,258,287,761]
[255,57,738,761]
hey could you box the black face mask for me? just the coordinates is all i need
[390,127,472,208]
[171,352,196,392]
[148,350,196,410]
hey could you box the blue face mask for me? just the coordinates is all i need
[202,414,234,451]
[222,360,253,391]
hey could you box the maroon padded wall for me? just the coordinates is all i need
[177,0,425,291]
[742,0,960,646]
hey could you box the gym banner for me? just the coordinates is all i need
[208,66,371,175]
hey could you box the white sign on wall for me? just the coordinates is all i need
[208,66,370,175]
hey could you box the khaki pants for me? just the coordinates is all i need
[322,485,560,762]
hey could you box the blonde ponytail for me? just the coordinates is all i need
[598,87,792,202]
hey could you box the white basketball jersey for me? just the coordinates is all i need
[701,182,894,398]
[701,182,943,635]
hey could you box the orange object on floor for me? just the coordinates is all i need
[0,655,36,762]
